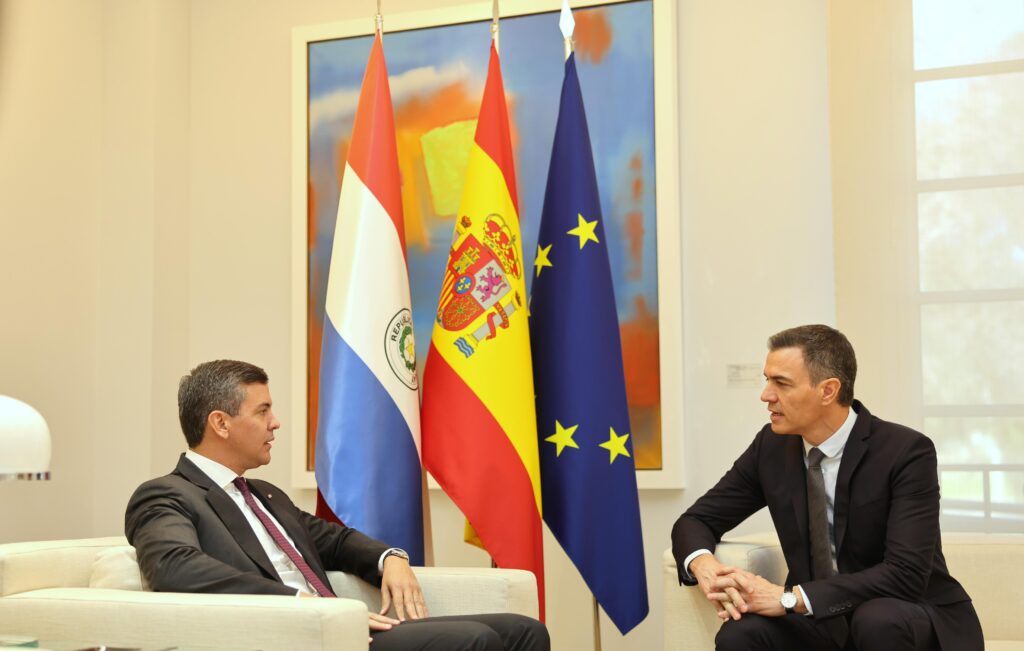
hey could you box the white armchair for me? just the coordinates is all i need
[0,536,538,650]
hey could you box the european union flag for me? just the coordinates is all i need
[529,53,648,635]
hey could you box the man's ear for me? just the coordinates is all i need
[207,410,231,440]
[819,378,841,406]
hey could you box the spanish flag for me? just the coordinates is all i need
[421,42,544,617]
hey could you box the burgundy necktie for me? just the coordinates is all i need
[232,476,336,598]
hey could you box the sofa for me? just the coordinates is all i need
[663,532,1024,650]
[0,536,538,650]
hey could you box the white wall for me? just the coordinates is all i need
[0,0,834,649]
[1,0,104,540]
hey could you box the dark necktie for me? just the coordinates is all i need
[806,448,848,648]
[806,447,834,579]
[232,476,336,598]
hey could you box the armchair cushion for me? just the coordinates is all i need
[89,545,147,591]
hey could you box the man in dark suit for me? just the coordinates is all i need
[126,359,548,651]
[672,325,983,650]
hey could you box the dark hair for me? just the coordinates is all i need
[768,325,857,406]
[177,360,268,447]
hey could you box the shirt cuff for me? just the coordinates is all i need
[797,585,814,615]
[378,547,404,574]
[682,549,713,580]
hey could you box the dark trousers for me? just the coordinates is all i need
[715,598,938,651]
[370,613,549,651]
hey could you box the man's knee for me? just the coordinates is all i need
[443,621,504,651]
[849,598,928,649]
[501,614,549,651]
[715,615,773,651]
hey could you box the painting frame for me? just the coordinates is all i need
[290,0,684,491]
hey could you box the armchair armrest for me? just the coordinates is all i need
[329,566,538,618]
[0,588,369,651]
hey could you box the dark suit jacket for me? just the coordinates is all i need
[672,401,983,650]
[125,454,389,595]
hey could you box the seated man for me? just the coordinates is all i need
[126,359,548,651]
[672,325,983,651]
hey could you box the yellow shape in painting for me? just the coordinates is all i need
[545,420,580,457]
[567,213,600,250]
[420,119,477,216]
[534,244,553,277]
[599,427,631,464]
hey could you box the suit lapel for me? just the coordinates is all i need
[834,401,871,556]
[174,456,281,581]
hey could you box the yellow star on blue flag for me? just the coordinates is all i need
[545,420,580,456]
[567,214,599,249]
[599,427,631,464]
[534,244,553,277]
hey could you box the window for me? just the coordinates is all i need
[911,0,1024,531]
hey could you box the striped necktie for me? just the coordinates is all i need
[232,476,335,598]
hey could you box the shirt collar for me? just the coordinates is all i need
[185,449,241,491]
[803,407,858,459]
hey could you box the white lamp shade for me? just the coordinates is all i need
[0,395,52,475]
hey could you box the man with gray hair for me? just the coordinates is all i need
[672,325,982,650]
[126,359,548,651]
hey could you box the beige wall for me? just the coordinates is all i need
[0,0,834,649]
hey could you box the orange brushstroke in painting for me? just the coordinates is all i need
[574,9,613,64]
[620,295,662,468]
[621,295,660,407]
[625,154,645,281]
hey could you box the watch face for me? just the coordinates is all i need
[781,591,797,608]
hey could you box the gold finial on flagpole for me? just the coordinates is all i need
[491,0,500,53]
[559,0,575,61]
[375,0,383,33]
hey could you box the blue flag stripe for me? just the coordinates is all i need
[316,317,424,564]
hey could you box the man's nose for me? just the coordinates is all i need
[760,386,774,403]
[269,413,281,430]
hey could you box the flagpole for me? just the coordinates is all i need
[491,0,500,53]
[560,1,606,647]
[375,0,382,33]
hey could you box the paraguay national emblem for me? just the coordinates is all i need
[437,213,523,358]
[384,309,418,390]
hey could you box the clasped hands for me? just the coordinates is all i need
[690,554,802,621]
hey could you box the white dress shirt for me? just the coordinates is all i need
[683,408,858,616]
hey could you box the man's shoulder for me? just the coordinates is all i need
[861,406,932,447]
[855,405,937,470]
[128,470,202,507]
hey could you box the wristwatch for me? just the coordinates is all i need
[780,585,798,614]
[383,548,410,563]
